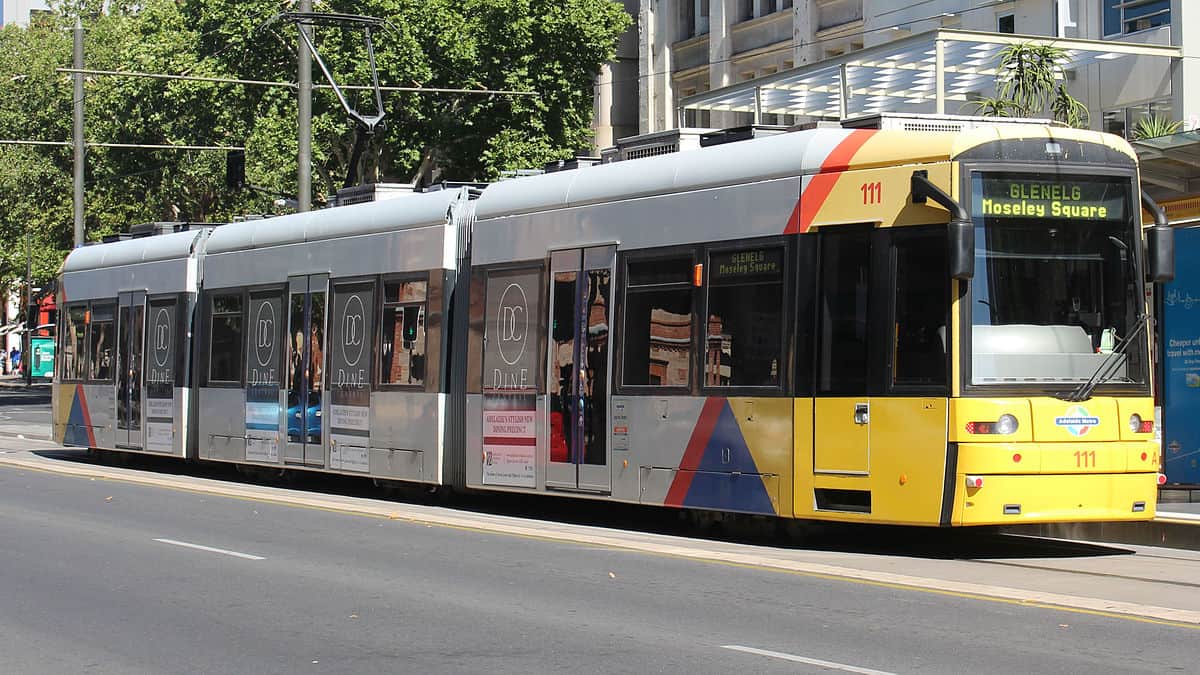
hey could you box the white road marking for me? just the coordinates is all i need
[722,645,896,675]
[153,538,265,560]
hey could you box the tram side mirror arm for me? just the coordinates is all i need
[912,172,973,280]
[1142,190,1174,283]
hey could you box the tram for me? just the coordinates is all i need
[53,115,1173,526]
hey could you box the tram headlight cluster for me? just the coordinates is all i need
[965,413,1019,435]
[1128,414,1153,434]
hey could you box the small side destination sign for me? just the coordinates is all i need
[710,247,783,283]
[976,176,1127,221]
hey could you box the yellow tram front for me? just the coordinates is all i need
[944,135,1168,525]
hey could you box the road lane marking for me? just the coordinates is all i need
[153,538,265,560]
[722,645,895,674]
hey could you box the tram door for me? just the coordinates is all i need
[285,274,328,467]
[116,291,146,450]
[546,246,614,492]
[813,229,872,476]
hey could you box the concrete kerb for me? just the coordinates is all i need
[1,446,1200,626]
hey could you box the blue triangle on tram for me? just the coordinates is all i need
[682,402,775,515]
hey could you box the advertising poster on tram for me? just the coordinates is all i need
[145,301,176,453]
[482,268,540,487]
[246,294,282,463]
[1163,227,1200,484]
[329,283,374,472]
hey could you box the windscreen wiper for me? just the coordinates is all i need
[1058,314,1150,402]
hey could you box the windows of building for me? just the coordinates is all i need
[682,0,710,38]
[1103,99,1173,139]
[997,12,1015,34]
[1103,0,1169,37]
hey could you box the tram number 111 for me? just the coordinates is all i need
[1074,449,1097,468]
[860,181,882,205]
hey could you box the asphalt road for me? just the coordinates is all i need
[1,463,1197,675]
[0,384,50,439]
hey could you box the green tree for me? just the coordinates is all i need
[971,43,1089,128]
[0,0,630,292]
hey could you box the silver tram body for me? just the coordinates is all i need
[56,126,1071,523]
[53,228,209,458]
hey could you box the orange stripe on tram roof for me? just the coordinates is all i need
[785,129,877,235]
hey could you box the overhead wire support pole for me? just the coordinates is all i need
[297,0,313,212]
[72,18,84,249]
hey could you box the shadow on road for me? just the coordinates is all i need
[33,446,1133,562]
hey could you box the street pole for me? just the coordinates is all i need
[25,227,32,387]
[297,0,312,212]
[73,18,84,248]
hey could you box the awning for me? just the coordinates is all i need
[1133,130,1200,203]
[679,28,1182,122]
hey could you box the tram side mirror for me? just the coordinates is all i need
[1142,190,1174,283]
[949,218,974,280]
[1148,226,1175,283]
[911,171,973,280]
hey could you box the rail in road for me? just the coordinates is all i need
[2,432,1200,630]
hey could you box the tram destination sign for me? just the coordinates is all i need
[710,247,784,283]
[975,175,1127,221]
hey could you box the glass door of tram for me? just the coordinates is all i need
[285,274,328,467]
[546,247,614,492]
[116,291,146,450]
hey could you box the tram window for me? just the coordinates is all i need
[380,280,427,386]
[623,255,693,388]
[704,246,785,387]
[209,293,244,384]
[892,232,949,388]
[817,230,871,394]
[88,303,115,382]
[63,304,87,381]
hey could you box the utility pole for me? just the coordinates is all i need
[72,18,84,248]
[297,0,312,212]
[24,228,32,387]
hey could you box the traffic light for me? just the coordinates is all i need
[27,304,38,332]
[226,149,245,190]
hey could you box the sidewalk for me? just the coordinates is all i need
[0,372,50,390]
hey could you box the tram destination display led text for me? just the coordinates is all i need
[975,176,1127,221]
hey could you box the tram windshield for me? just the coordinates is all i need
[968,172,1146,388]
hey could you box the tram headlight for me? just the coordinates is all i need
[966,414,1018,435]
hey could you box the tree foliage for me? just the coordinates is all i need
[0,0,630,292]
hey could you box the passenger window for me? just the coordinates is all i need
[622,255,694,387]
[379,280,427,386]
[89,303,115,382]
[818,230,871,394]
[63,304,88,381]
[705,246,785,388]
[893,232,949,388]
[209,293,244,383]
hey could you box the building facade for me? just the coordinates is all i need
[635,0,1197,144]
[0,0,49,27]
